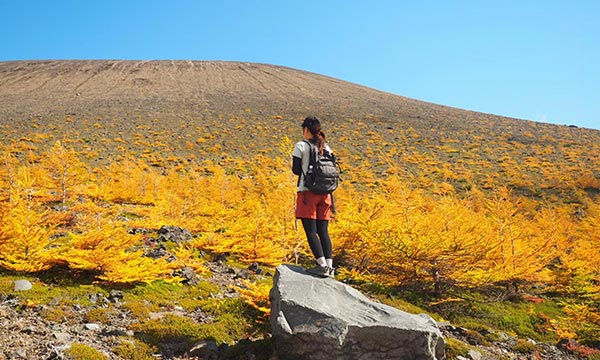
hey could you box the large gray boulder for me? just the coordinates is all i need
[270,265,445,360]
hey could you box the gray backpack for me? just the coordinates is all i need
[303,140,339,194]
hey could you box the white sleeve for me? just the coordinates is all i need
[292,141,305,158]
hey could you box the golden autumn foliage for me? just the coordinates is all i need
[234,280,272,319]
[0,167,59,272]
[63,226,171,283]
[0,133,599,341]
[0,139,598,291]
[43,140,89,209]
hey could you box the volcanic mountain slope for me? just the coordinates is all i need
[0,59,496,123]
[0,60,599,199]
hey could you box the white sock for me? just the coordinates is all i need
[326,258,333,268]
[316,257,327,267]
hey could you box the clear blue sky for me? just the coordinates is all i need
[1,0,598,130]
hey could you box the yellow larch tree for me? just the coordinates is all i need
[0,167,60,272]
[194,156,292,266]
[480,188,560,289]
[64,225,171,283]
[553,201,600,299]
[42,140,88,209]
[332,175,418,281]
[0,149,20,202]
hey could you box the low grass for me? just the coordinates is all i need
[132,310,251,350]
[443,295,565,343]
[125,279,219,311]
[0,272,107,308]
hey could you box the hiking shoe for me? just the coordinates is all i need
[306,265,330,278]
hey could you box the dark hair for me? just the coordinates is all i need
[302,116,326,154]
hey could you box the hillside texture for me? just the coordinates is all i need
[1,60,599,200]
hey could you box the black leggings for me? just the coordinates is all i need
[301,219,332,259]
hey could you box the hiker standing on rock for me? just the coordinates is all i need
[292,116,338,278]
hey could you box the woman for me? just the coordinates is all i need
[292,116,335,278]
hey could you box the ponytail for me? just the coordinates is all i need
[302,116,326,155]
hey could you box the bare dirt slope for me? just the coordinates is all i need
[1,60,436,121]
[0,59,538,137]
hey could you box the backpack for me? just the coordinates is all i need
[303,140,339,194]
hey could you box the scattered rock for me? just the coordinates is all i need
[14,279,33,291]
[88,293,99,303]
[157,225,192,245]
[84,323,101,331]
[235,269,251,280]
[129,227,149,235]
[188,340,219,359]
[54,332,71,342]
[248,262,263,275]
[109,290,124,302]
[467,349,482,360]
[13,348,27,358]
[174,266,199,285]
[146,242,168,258]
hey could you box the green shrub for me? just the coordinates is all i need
[133,314,203,347]
[125,280,220,309]
[445,338,471,358]
[65,343,107,360]
[113,339,157,360]
[126,281,182,307]
[512,339,538,354]
[448,295,565,343]
[85,307,112,324]
[200,297,246,316]
[122,300,155,320]
[133,311,251,349]
[203,312,252,343]
[40,307,68,323]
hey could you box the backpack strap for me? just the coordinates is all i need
[302,140,317,180]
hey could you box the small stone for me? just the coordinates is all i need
[13,348,27,358]
[20,325,36,334]
[188,340,219,360]
[84,323,101,331]
[88,293,99,303]
[467,349,482,360]
[109,290,124,302]
[235,269,251,279]
[54,332,71,342]
[248,262,263,274]
[14,280,32,291]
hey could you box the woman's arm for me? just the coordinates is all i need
[292,156,302,175]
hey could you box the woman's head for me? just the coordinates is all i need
[301,116,321,136]
[301,116,326,154]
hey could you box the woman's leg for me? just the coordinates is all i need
[301,218,324,260]
[316,220,332,259]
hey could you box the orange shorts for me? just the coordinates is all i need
[295,191,332,220]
